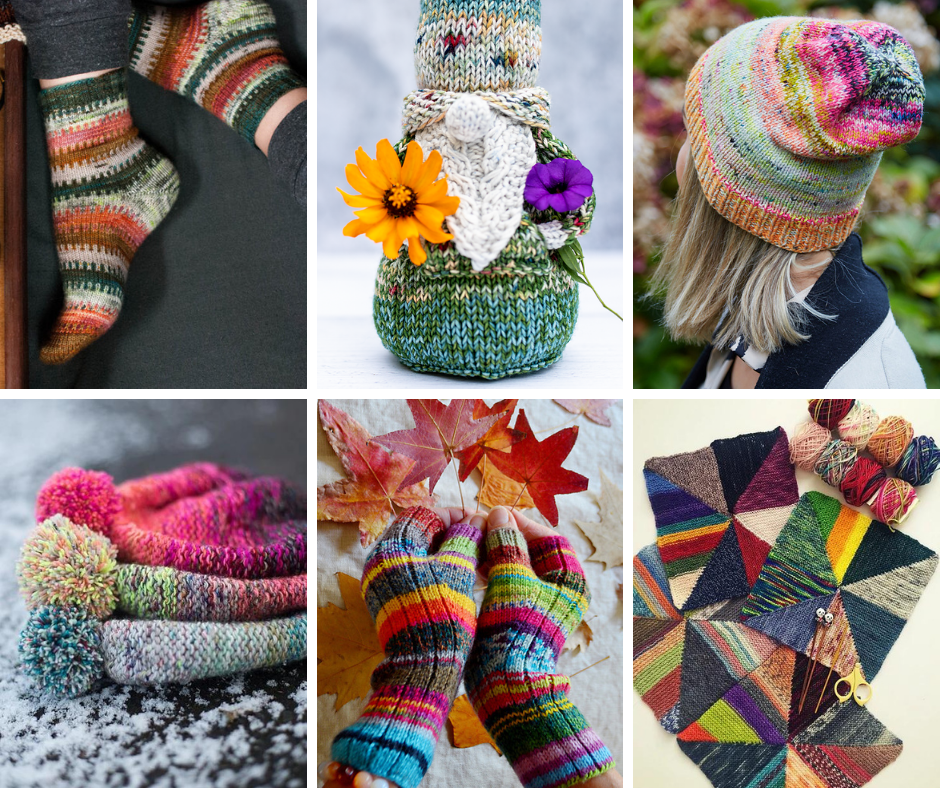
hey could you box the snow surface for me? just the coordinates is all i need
[0,401,307,788]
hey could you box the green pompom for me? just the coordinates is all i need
[19,606,104,697]
[17,515,118,618]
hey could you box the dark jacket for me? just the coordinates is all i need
[682,233,925,389]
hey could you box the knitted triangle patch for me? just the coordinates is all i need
[676,643,903,788]
[632,545,776,735]
[644,428,798,612]
[742,492,938,681]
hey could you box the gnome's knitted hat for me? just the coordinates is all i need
[414,0,541,92]
[685,16,924,253]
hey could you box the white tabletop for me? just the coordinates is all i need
[316,253,624,390]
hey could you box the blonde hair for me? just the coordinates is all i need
[648,158,840,355]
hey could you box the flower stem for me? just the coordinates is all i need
[509,481,528,515]
[569,655,610,679]
[582,270,622,321]
[452,459,465,512]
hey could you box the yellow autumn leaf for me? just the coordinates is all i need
[448,694,501,754]
[564,620,594,655]
[317,572,385,710]
[478,455,535,509]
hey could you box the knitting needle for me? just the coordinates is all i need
[798,610,825,711]
[814,623,850,714]
[800,611,835,713]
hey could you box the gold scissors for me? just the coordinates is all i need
[834,662,872,706]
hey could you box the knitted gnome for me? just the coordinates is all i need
[342,0,596,379]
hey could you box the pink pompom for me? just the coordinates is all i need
[35,468,121,536]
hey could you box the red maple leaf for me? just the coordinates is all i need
[554,399,618,426]
[371,400,499,492]
[486,409,589,527]
[454,399,524,482]
[316,401,434,546]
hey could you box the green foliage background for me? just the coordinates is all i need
[634,0,940,387]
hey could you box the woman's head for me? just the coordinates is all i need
[651,15,925,353]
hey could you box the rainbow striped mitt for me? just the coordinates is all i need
[465,526,614,788]
[331,507,482,788]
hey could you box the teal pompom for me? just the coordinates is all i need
[19,606,104,697]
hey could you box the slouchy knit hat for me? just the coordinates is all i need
[413,0,541,91]
[685,16,925,252]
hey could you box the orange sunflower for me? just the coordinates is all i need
[338,139,459,265]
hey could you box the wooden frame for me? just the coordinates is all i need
[1,39,25,388]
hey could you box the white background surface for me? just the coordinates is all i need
[316,254,624,389]
[317,398,624,786]
[632,398,940,788]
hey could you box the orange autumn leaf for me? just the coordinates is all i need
[478,454,535,510]
[317,400,435,546]
[448,694,501,754]
[455,399,523,482]
[317,572,384,711]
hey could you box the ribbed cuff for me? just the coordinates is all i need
[12,0,131,79]
[269,100,307,209]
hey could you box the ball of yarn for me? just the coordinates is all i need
[18,606,104,697]
[868,416,914,468]
[35,468,121,537]
[896,435,940,486]
[16,515,118,618]
[789,422,831,471]
[839,458,887,508]
[837,402,880,451]
[814,439,858,487]
[808,399,855,429]
[870,478,918,526]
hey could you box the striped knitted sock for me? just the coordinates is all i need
[128,0,305,145]
[331,507,482,788]
[39,69,179,364]
[466,527,615,788]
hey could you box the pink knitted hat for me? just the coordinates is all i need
[35,463,306,579]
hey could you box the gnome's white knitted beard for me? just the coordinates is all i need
[415,94,536,272]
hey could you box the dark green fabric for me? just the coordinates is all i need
[23,0,307,388]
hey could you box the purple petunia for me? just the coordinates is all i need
[524,158,594,213]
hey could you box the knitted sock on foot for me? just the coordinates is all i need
[331,507,482,788]
[466,527,615,788]
[39,69,179,364]
[129,0,305,145]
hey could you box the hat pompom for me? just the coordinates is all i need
[19,606,104,697]
[36,468,121,537]
[17,516,118,618]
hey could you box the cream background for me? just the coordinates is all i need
[317,398,624,786]
[633,398,940,788]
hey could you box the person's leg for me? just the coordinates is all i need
[12,0,180,364]
[128,0,306,207]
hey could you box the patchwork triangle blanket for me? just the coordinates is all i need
[741,491,939,681]
[644,427,799,612]
[635,542,906,788]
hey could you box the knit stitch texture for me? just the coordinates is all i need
[36,463,307,579]
[38,69,179,364]
[414,0,541,91]
[373,130,593,379]
[129,0,304,144]
[634,543,905,788]
[331,507,482,788]
[741,491,938,680]
[686,16,924,252]
[644,427,799,612]
[465,527,614,788]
